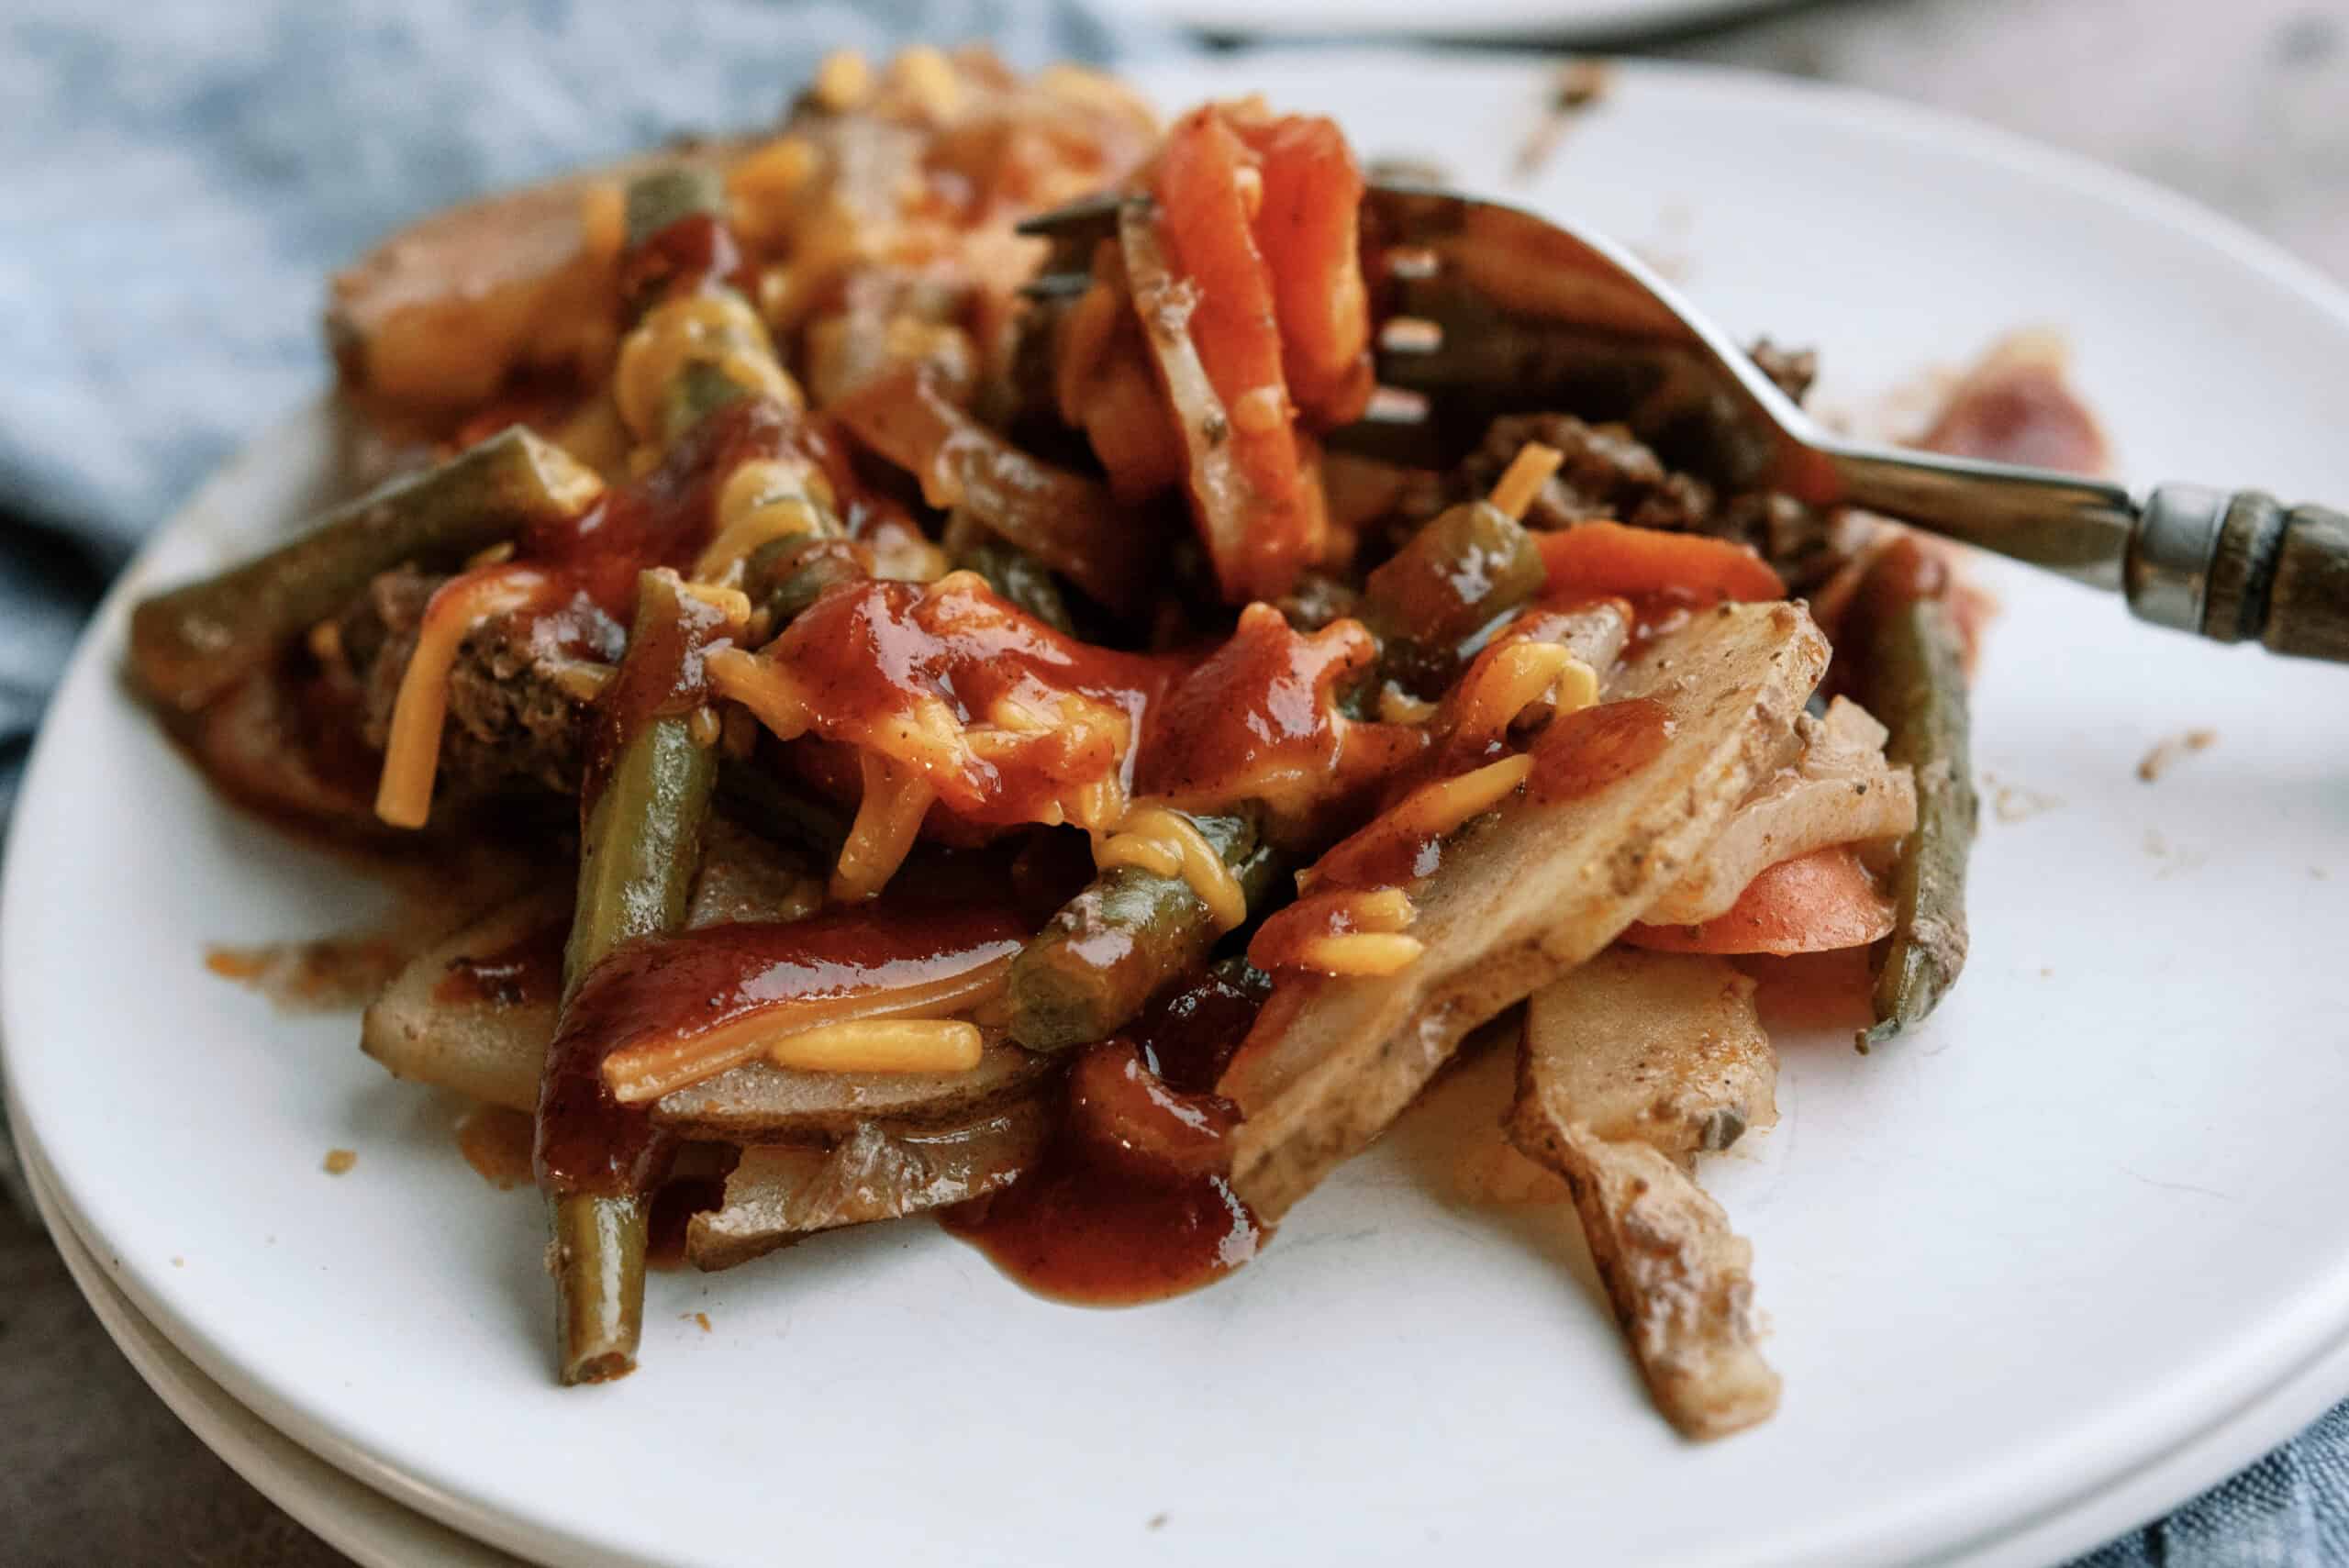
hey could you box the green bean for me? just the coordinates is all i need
[1359,499,1546,690]
[715,758,851,865]
[547,569,719,1385]
[1008,812,1279,1052]
[548,1188,651,1386]
[944,512,1073,631]
[128,428,603,711]
[741,535,868,634]
[624,167,727,252]
[1856,589,1977,1049]
[618,168,799,449]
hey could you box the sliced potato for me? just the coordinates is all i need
[1519,948,1775,1160]
[1220,600,1827,1222]
[1509,946,1781,1438]
[686,1102,1048,1270]
[1516,1118,1780,1440]
[361,884,567,1112]
[329,145,743,411]
[359,817,962,1131]
[1643,697,1915,927]
[651,1039,1051,1142]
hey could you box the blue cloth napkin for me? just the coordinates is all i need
[0,5,2340,1563]
[0,0,1173,818]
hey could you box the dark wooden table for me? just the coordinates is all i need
[6,1,2343,1561]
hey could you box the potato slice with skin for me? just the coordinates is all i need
[359,817,1034,1134]
[687,1101,1048,1271]
[651,1039,1050,1141]
[361,884,567,1112]
[1642,697,1915,927]
[1515,1118,1780,1440]
[1520,948,1776,1161]
[1221,599,1828,1222]
[1510,947,1781,1438]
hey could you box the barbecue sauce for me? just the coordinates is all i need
[1529,696,1675,803]
[943,967,1269,1305]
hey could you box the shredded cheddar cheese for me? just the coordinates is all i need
[1335,887,1418,931]
[613,294,802,444]
[602,959,1009,1103]
[675,582,753,628]
[1486,440,1564,522]
[374,568,550,828]
[1094,805,1248,931]
[1297,932,1426,976]
[1455,642,1597,746]
[1377,684,1440,726]
[707,646,812,738]
[693,459,834,584]
[1383,753,1534,845]
[831,753,935,902]
[767,1019,984,1074]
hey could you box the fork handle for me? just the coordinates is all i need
[1818,443,2349,663]
[2130,486,2349,662]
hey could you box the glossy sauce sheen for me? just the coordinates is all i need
[767,575,1174,822]
[522,397,799,616]
[1530,697,1675,803]
[535,906,1025,1194]
[1135,603,1421,822]
[944,969,1268,1304]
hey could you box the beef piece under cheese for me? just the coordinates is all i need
[340,566,617,799]
[1461,412,1717,534]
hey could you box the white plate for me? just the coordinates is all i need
[1122,0,1790,42]
[10,1118,528,1568]
[9,50,2349,1568]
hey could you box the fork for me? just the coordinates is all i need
[1019,188,2349,663]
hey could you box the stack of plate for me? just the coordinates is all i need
[10,51,2349,1568]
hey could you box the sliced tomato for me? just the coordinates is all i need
[1538,520,1786,604]
[1238,115,1374,429]
[1624,845,1893,956]
[1153,106,1315,602]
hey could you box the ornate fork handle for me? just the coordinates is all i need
[1816,442,2349,663]
[2130,486,2349,662]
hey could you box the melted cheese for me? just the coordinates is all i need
[1296,932,1425,976]
[693,458,834,584]
[1094,805,1247,931]
[1455,642,1597,746]
[1382,753,1534,846]
[613,293,802,444]
[374,568,550,828]
[831,753,935,902]
[767,1018,984,1074]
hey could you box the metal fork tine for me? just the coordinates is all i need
[1014,192,1129,240]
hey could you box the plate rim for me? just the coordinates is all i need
[1128,0,1794,42]
[9,47,2349,1568]
[8,1109,534,1568]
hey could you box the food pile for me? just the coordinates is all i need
[130,48,1977,1437]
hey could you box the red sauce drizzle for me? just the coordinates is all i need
[763,575,1175,825]
[1136,603,1422,822]
[1529,696,1675,803]
[944,968,1269,1305]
